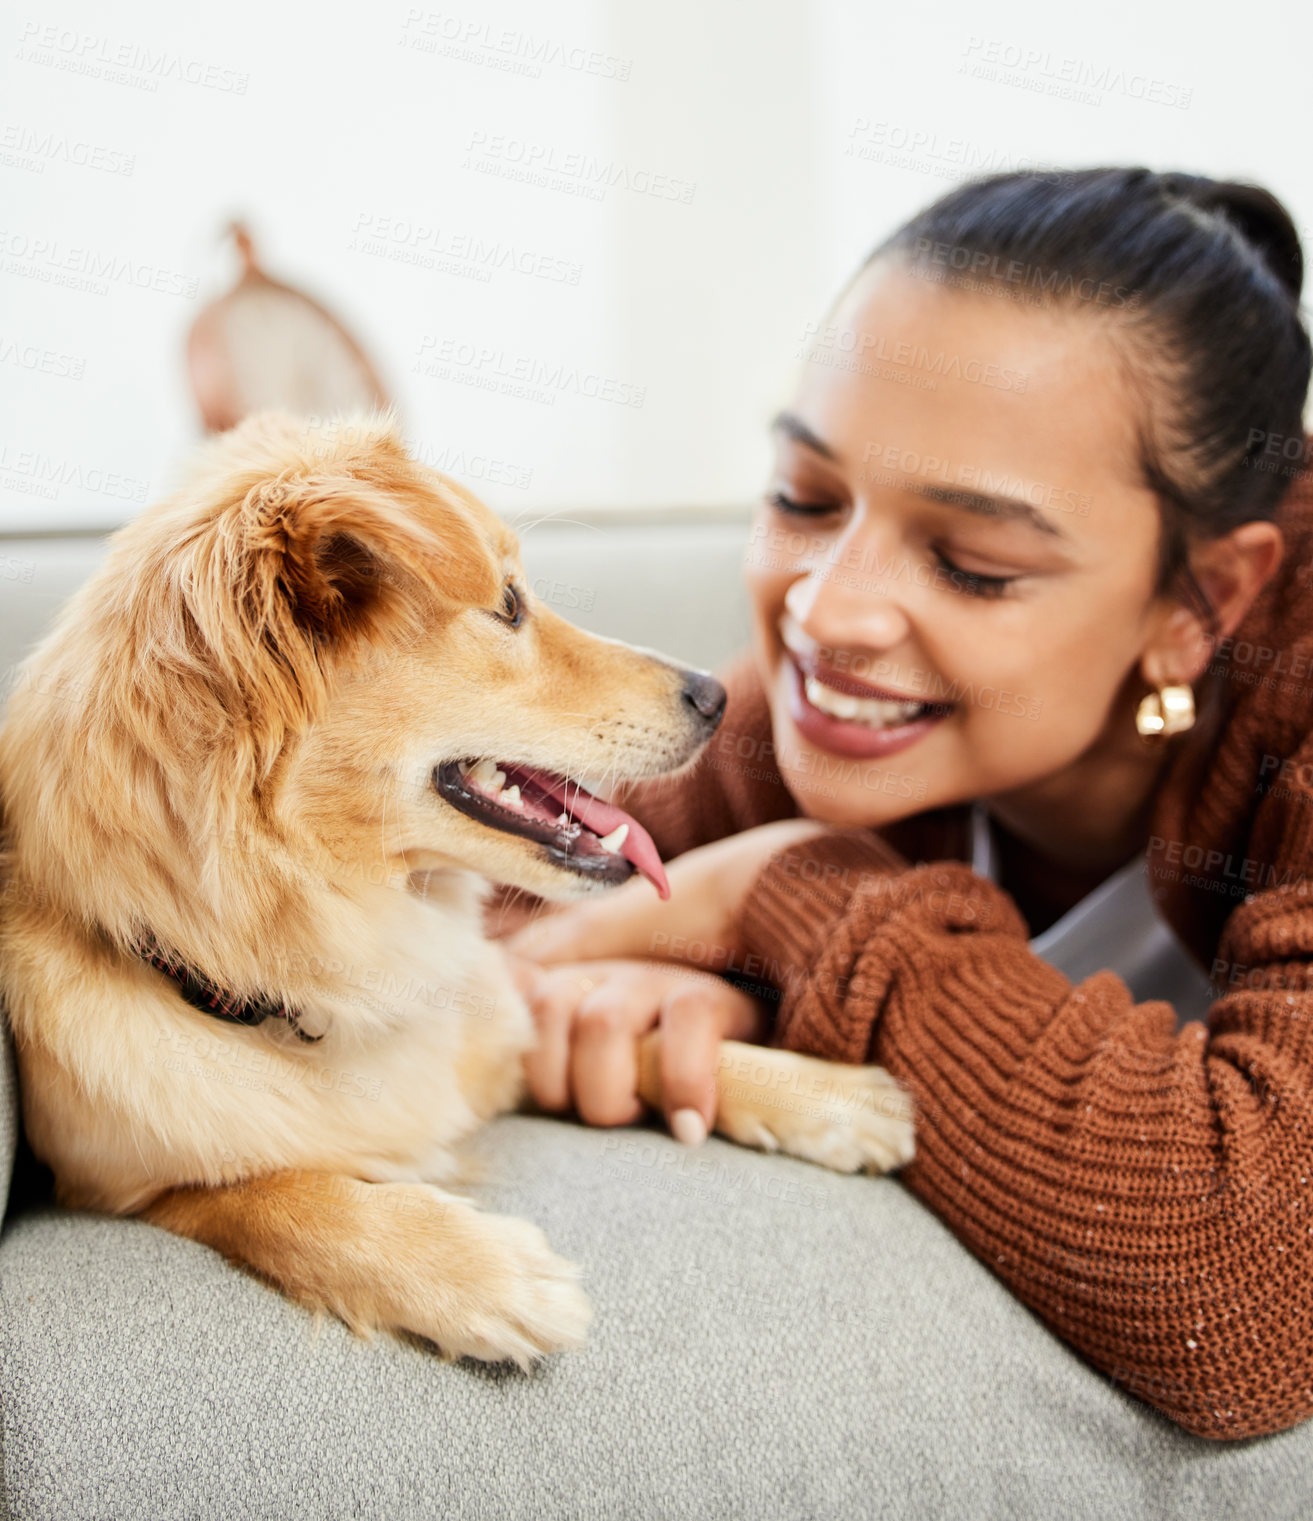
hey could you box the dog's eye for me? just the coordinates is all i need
[498,583,524,629]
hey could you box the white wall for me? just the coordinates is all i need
[3,0,1310,533]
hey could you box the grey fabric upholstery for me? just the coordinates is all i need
[2,523,1313,1518]
[3,1113,1313,1521]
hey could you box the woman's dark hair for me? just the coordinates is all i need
[868,167,1311,632]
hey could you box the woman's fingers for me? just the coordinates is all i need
[521,963,597,1113]
[521,960,653,1122]
[654,984,723,1145]
[569,980,649,1128]
[657,977,766,1144]
[516,956,771,1148]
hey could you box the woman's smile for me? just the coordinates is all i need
[783,653,953,759]
[776,609,956,759]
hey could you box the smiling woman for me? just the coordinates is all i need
[506,166,1313,1442]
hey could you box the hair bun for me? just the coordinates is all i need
[1159,172,1304,302]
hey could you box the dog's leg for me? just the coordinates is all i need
[636,1032,915,1175]
[139,1169,590,1366]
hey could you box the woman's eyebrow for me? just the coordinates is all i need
[771,410,1074,544]
[912,482,1071,542]
[770,410,840,461]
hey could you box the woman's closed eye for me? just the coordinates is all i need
[931,551,1018,599]
[766,489,839,518]
[766,490,1021,598]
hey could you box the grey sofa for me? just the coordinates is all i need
[2,513,1312,1520]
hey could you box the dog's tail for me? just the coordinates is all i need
[140,1168,590,1367]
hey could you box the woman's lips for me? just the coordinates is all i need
[790,655,928,703]
[783,655,952,759]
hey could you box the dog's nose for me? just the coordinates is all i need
[681,671,727,728]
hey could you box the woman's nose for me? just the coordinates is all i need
[783,547,911,652]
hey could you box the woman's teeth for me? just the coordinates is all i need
[804,674,925,727]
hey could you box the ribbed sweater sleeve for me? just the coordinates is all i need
[736,771,1313,1441]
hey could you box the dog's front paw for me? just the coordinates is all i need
[411,1210,593,1370]
[466,1214,594,1368]
[713,1042,915,1175]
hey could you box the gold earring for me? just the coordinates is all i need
[1135,682,1196,740]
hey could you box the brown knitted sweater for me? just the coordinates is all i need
[611,468,1313,1443]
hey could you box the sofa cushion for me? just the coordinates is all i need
[1,1112,1311,1520]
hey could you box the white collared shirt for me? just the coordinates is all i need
[969,802,1217,1029]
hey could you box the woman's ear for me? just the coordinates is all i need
[1143,521,1285,688]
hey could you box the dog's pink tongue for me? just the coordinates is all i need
[527,770,670,901]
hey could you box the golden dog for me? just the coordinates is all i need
[0,413,913,1367]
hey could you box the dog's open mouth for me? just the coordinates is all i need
[434,759,671,899]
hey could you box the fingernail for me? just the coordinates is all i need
[671,1108,707,1147]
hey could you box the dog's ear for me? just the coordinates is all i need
[272,497,393,649]
[242,468,444,653]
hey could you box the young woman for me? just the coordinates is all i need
[504,167,1313,1442]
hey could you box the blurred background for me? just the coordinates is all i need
[4,0,1310,539]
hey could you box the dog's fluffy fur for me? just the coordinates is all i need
[0,413,913,1366]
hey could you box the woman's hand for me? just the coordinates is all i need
[507,955,771,1146]
[505,818,834,974]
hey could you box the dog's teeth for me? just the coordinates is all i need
[501,784,522,808]
[556,811,570,827]
[491,768,507,789]
[597,824,629,855]
[470,758,500,788]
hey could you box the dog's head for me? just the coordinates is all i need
[56,412,722,905]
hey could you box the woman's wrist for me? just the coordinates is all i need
[506,819,834,971]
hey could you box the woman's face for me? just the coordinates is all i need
[746,257,1187,831]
